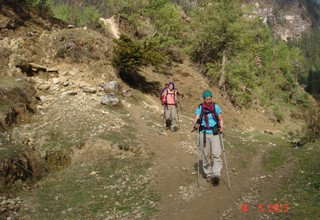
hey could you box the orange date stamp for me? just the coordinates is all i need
[240,203,289,213]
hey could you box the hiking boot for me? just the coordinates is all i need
[171,126,178,132]
[206,176,212,182]
[211,175,220,186]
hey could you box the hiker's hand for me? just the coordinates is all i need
[194,123,200,130]
[219,126,224,133]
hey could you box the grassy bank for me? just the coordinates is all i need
[276,140,320,219]
[21,157,159,219]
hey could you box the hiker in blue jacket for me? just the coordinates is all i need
[194,90,224,186]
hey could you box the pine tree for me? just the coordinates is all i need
[189,0,247,89]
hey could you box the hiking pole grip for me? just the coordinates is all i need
[219,132,231,189]
[191,123,200,133]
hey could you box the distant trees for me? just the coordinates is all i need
[188,0,306,107]
[296,29,320,100]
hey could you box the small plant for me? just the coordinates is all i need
[78,6,102,27]
[55,47,67,59]
[306,103,320,137]
[52,3,69,23]
[273,105,285,123]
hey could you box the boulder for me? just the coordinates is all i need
[11,128,26,144]
[52,78,60,84]
[101,81,119,92]
[0,15,11,29]
[37,83,51,90]
[63,81,70,86]
[101,93,119,106]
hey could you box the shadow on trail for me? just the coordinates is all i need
[119,70,160,95]
[194,160,206,179]
[194,160,231,189]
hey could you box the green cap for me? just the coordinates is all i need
[202,90,213,99]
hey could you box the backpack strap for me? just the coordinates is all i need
[199,102,219,127]
[211,102,219,125]
[199,103,204,125]
[163,89,168,108]
[174,89,177,106]
[165,89,168,104]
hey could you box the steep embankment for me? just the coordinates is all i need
[0,4,306,220]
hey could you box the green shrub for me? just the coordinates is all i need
[204,62,221,82]
[225,53,258,107]
[55,47,67,59]
[78,6,101,27]
[146,1,185,48]
[229,90,253,108]
[291,88,313,108]
[306,104,320,137]
[26,0,53,14]
[112,35,145,74]
[273,105,285,123]
[142,39,169,67]
[112,35,166,74]
[106,0,146,26]
[51,3,101,27]
[52,3,69,22]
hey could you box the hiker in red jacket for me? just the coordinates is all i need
[162,82,179,132]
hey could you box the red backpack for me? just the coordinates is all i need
[160,88,167,105]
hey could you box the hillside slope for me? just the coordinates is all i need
[0,4,316,220]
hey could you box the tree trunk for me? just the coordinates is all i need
[218,50,226,89]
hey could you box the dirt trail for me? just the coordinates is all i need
[129,103,294,220]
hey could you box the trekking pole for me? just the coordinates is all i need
[197,149,200,188]
[178,98,183,111]
[219,132,231,189]
[191,126,201,188]
[197,130,201,188]
[163,108,166,129]
[176,104,180,125]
